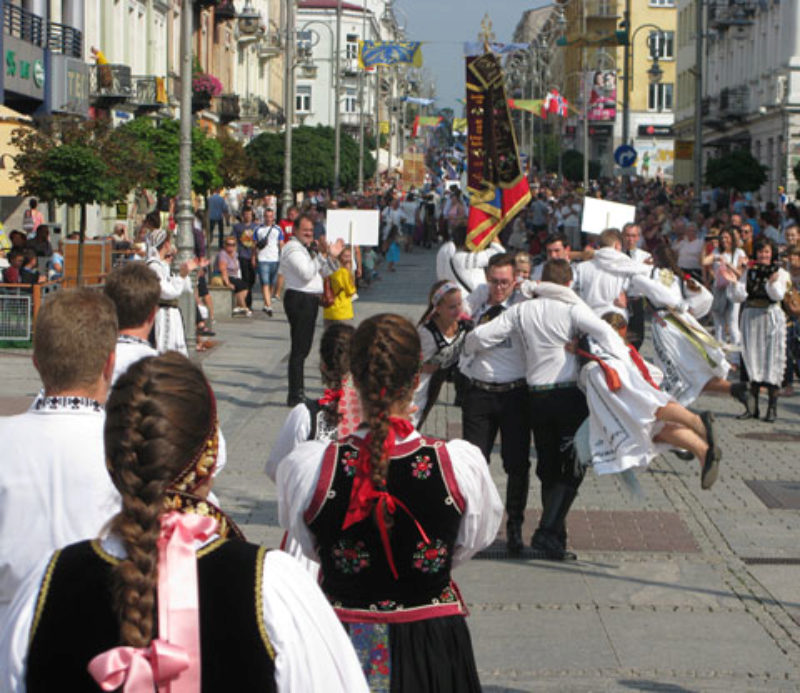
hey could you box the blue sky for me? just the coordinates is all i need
[396,0,551,111]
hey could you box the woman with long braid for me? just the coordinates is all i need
[0,353,367,692]
[277,313,502,691]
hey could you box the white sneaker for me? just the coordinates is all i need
[233,307,246,315]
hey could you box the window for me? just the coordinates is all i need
[648,83,673,111]
[649,31,675,59]
[649,0,675,6]
[296,30,313,60]
[344,87,357,113]
[296,84,311,113]
[346,33,359,60]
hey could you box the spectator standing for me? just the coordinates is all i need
[673,223,704,281]
[322,246,356,326]
[254,207,283,317]
[232,207,258,310]
[0,289,120,624]
[279,213,342,406]
[21,198,44,237]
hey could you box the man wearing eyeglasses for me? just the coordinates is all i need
[458,253,530,554]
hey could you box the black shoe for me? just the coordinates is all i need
[506,522,524,555]
[731,382,753,418]
[700,411,715,450]
[700,444,721,490]
[764,387,778,422]
[671,448,695,461]
[530,529,576,561]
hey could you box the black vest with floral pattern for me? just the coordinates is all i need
[305,434,467,623]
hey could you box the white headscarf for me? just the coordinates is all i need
[146,229,168,261]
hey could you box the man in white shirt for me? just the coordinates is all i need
[380,198,408,243]
[254,207,284,317]
[279,214,342,406]
[673,223,704,280]
[531,233,573,281]
[459,254,530,554]
[0,289,120,625]
[463,259,628,560]
[103,263,160,384]
[622,223,652,350]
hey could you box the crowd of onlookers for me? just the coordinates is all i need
[0,200,64,287]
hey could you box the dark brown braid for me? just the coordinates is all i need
[104,352,213,647]
[351,314,421,490]
[319,323,355,429]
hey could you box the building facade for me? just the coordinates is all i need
[674,0,800,203]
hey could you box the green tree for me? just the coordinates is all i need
[122,117,222,197]
[560,149,602,183]
[245,126,375,193]
[705,149,768,193]
[217,132,250,189]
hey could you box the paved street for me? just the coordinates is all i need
[2,249,800,691]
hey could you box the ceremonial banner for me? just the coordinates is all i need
[465,53,531,251]
[358,41,422,69]
[411,115,442,138]
[507,98,544,116]
[402,153,426,189]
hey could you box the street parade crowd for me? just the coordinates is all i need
[1,159,800,692]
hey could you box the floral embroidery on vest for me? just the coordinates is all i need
[438,585,458,604]
[412,539,448,573]
[341,450,359,478]
[410,454,432,479]
[332,539,370,574]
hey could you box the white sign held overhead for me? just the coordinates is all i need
[581,197,637,235]
[325,210,380,247]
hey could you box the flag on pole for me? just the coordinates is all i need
[465,52,531,251]
[541,89,569,118]
[507,98,545,116]
[411,115,442,138]
[358,41,423,69]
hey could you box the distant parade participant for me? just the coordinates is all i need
[459,254,530,554]
[734,238,791,422]
[103,262,160,384]
[464,259,629,561]
[443,224,504,295]
[277,314,502,692]
[576,313,721,490]
[146,229,207,356]
[0,289,120,625]
[412,280,471,428]
[0,353,369,692]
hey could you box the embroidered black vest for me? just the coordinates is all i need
[305,435,467,623]
[26,539,276,692]
[422,318,471,369]
[746,263,781,303]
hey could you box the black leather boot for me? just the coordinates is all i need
[505,472,529,555]
[737,383,760,420]
[531,485,577,561]
[764,385,778,423]
[731,382,753,419]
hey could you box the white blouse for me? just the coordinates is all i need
[275,429,503,568]
[0,536,368,693]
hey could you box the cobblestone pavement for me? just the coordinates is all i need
[1,247,799,691]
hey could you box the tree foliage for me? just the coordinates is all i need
[245,125,375,193]
[705,149,768,192]
[561,149,602,183]
[217,132,250,189]
[121,117,222,197]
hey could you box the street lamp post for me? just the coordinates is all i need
[281,0,296,219]
[175,0,195,343]
[333,0,343,198]
[693,0,704,211]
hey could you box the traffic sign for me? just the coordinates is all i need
[614,144,637,168]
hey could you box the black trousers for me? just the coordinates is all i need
[284,289,319,399]
[529,386,588,490]
[238,257,255,309]
[628,296,646,351]
[211,218,226,248]
[461,384,531,475]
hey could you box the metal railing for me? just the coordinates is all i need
[131,75,167,109]
[217,93,241,122]
[585,0,620,19]
[90,63,133,101]
[47,22,83,59]
[3,3,45,46]
[719,86,749,116]
[0,281,61,341]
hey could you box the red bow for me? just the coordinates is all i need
[318,388,344,407]
[342,417,429,579]
[627,345,660,390]
[576,348,622,391]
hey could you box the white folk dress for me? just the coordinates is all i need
[146,257,191,356]
[648,268,729,407]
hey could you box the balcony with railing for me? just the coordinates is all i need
[719,86,749,117]
[47,21,82,59]
[585,0,620,19]
[3,3,45,46]
[217,93,240,123]
[90,64,133,104]
[131,76,168,112]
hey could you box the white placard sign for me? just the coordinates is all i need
[325,209,380,247]
[581,197,637,235]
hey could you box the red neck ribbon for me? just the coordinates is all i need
[342,416,430,580]
[576,348,622,392]
[318,388,344,407]
[627,345,660,390]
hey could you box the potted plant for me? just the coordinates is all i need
[192,73,223,112]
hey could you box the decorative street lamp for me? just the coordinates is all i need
[238,0,261,36]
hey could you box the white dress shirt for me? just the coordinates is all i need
[0,399,120,626]
[463,287,628,387]
[460,284,527,383]
[112,335,158,385]
[446,242,504,294]
[278,238,334,293]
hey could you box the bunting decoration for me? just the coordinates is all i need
[541,89,569,118]
[358,41,423,69]
[465,52,531,251]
